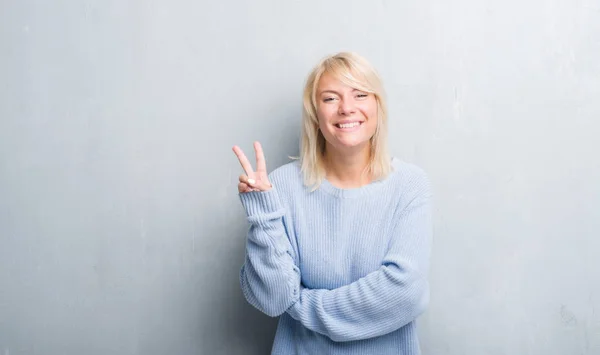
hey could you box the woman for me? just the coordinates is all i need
[232,52,432,354]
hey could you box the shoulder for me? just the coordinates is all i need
[390,158,430,185]
[268,159,302,181]
[268,159,303,191]
[388,158,432,200]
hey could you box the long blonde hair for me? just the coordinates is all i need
[298,52,392,190]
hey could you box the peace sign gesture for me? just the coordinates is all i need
[232,141,272,193]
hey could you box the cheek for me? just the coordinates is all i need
[363,100,378,119]
[317,107,336,127]
[317,105,334,119]
[316,113,329,133]
[361,102,379,131]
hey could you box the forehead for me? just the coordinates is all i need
[316,72,359,93]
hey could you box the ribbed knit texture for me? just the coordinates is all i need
[239,157,433,355]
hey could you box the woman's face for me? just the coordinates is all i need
[315,73,378,154]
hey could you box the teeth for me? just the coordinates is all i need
[338,122,360,128]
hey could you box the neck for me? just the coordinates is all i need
[324,144,372,189]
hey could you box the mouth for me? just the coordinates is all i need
[334,121,364,129]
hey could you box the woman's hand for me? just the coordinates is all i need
[232,141,272,193]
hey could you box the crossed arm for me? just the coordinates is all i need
[239,180,432,342]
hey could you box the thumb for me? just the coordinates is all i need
[247,178,272,191]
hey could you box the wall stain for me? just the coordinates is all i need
[560,304,578,326]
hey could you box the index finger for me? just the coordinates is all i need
[232,145,255,178]
[254,141,267,173]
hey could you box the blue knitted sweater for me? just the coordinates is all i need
[239,157,433,354]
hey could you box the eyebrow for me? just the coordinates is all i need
[318,89,362,96]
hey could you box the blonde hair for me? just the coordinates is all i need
[298,52,392,190]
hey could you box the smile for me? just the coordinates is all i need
[334,121,363,130]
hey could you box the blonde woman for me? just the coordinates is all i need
[232,52,433,354]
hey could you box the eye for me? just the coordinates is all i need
[356,93,369,99]
[323,97,336,102]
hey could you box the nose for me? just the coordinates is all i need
[338,98,356,116]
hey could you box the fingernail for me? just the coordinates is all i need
[248,179,255,185]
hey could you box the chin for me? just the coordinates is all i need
[335,140,370,150]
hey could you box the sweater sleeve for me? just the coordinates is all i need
[285,181,433,341]
[238,187,301,317]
